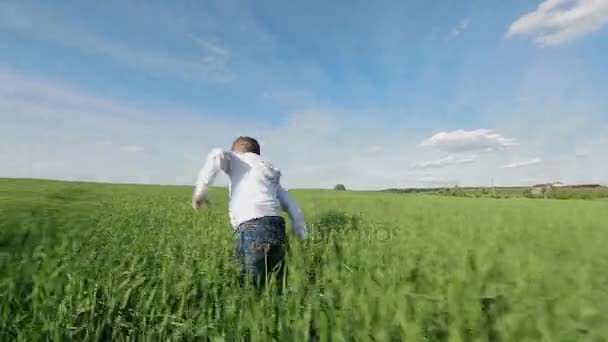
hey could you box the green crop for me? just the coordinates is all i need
[1,179,607,341]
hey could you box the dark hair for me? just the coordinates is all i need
[231,136,261,155]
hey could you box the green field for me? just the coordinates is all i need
[1,178,607,341]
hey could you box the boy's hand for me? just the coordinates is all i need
[192,198,209,210]
[192,199,200,210]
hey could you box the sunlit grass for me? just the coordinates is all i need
[1,179,607,340]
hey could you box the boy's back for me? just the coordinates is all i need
[192,136,306,289]
[227,151,282,225]
[193,147,306,238]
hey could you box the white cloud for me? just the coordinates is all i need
[413,154,477,169]
[451,18,471,36]
[506,0,608,46]
[0,67,422,190]
[575,149,590,158]
[419,129,518,153]
[399,170,460,187]
[418,175,459,187]
[0,67,242,185]
[502,158,543,169]
[1,66,606,189]
[121,145,145,153]
[365,146,382,154]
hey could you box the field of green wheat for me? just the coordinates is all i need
[1,178,607,341]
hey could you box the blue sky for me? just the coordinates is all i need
[1,0,607,189]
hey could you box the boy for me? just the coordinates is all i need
[192,136,307,288]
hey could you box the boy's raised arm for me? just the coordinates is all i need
[192,148,231,208]
[277,185,307,239]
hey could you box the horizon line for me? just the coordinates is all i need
[1,177,603,191]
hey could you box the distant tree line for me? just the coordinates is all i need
[383,185,608,200]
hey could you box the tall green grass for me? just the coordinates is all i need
[1,179,607,340]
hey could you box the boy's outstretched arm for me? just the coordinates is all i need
[277,185,307,239]
[192,148,231,209]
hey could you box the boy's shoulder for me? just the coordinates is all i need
[208,148,236,160]
[260,159,280,173]
[256,158,282,185]
[219,151,282,177]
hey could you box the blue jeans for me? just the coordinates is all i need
[236,216,287,289]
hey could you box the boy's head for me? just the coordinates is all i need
[231,136,261,155]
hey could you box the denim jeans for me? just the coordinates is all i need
[236,216,287,289]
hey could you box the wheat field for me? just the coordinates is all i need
[1,178,607,341]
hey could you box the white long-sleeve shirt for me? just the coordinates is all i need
[193,148,307,239]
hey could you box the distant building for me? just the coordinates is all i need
[560,184,600,189]
[530,182,563,198]
[530,185,544,197]
[530,182,600,197]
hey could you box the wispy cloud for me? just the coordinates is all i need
[187,34,233,81]
[417,175,459,187]
[121,145,145,153]
[419,129,518,153]
[506,0,608,46]
[0,2,234,82]
[0,67,416,189]
[451,18,471,36]
[575,150,590,159]
[2,64,605,188]
[0,66,241,184]
[502,158,543,169]
[365,146,382,154]
[413,154,477,169]
[400,170,459,187]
